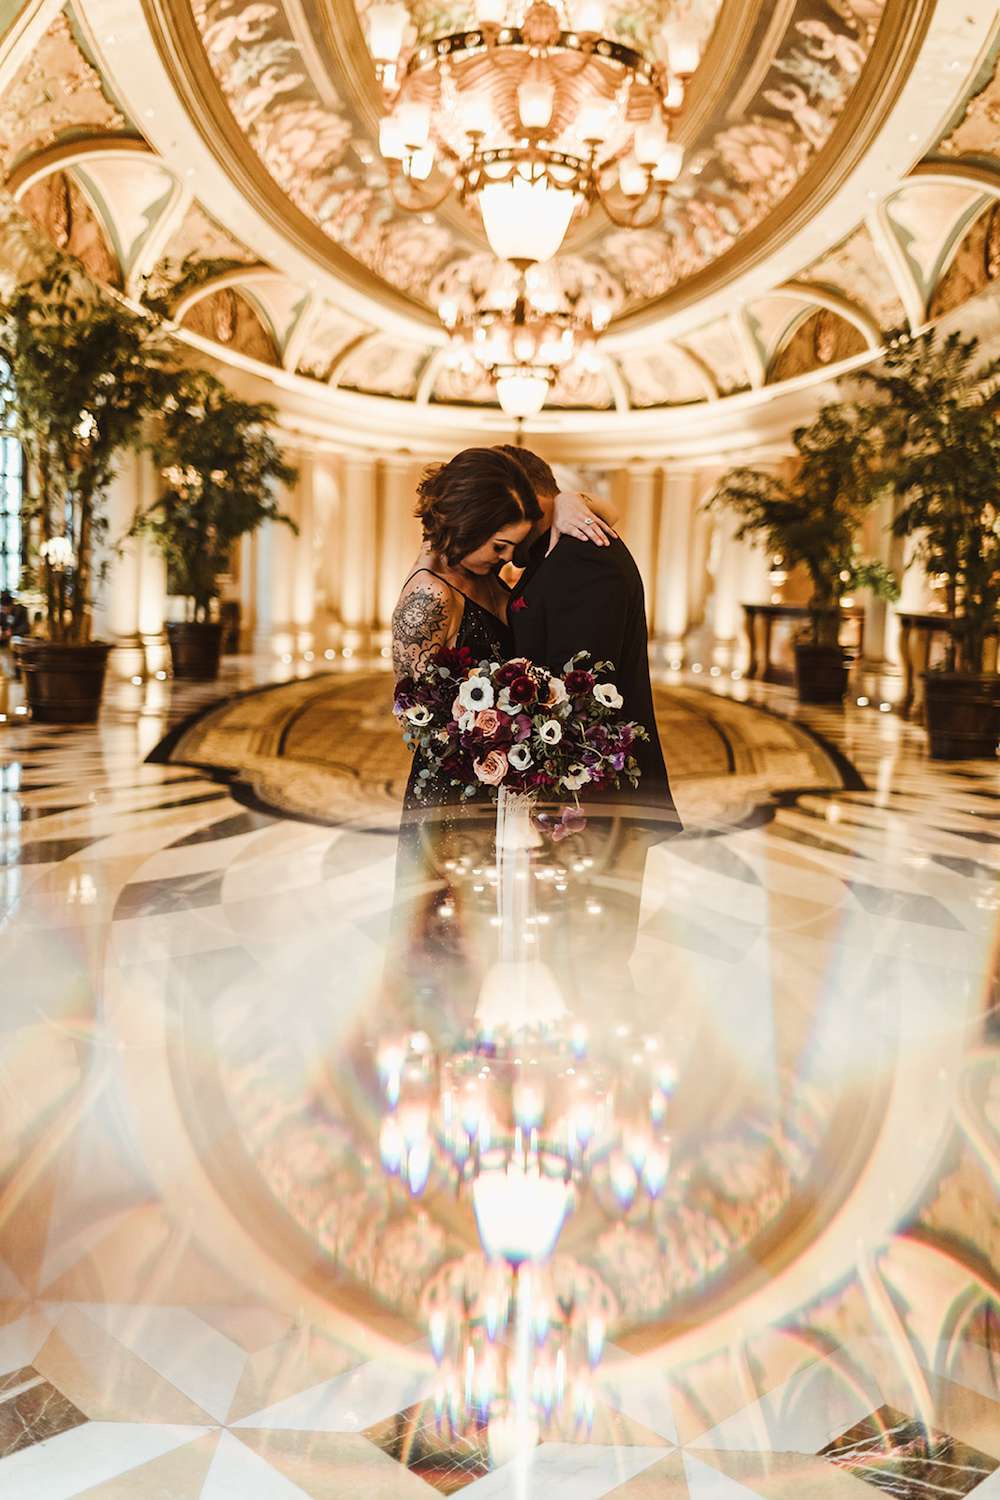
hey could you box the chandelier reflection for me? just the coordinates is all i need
[367,0,693,268]
[439,264,611,415]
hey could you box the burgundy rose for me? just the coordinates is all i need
[508,674,536,705]
[495,658,532,688]
[564,669,595,696]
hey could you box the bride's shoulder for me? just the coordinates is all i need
[393,568,456,626]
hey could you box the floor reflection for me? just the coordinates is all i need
[0,656,996,1499]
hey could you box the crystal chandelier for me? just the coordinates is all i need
[439,265,612,415]
[367,0,694,268]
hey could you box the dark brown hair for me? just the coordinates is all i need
[494,444,558,499]
[416,447,541,566]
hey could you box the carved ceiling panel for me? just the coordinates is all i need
[679,315,749,395]
[939,47,1000,162]
[0,12,125,174]
[18,168,122,286]
[883,182,988,302]
[187,0,891,314]
[618,345,711,406]
[767,304,866,381]
[337,334,428,395]
[181,285,281,363]
[927,201,1000,320]
[799,222,905,330]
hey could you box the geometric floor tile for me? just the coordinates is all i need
[363,1402,493,1493]
[232,1428,433,1497]
[201,1430,314,1498]
[0,1421,207,1500]
[0,1366,87,1457]
[820,1404,999,1497]
[459,1442,669,1499]
[72,1430,221,1498]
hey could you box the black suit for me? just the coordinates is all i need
[509,532,679,827]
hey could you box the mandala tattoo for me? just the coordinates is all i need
[392,585,449,678]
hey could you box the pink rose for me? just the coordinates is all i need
[474,749,508,786]
[475,709,501,736]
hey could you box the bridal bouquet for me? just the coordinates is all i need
[394,648,647,803]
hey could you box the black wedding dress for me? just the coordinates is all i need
[389,574,513,1039]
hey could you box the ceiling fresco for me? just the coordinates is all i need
[185,0,895,315]
[0,3,997,417]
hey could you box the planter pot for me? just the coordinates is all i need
[794,642,848,705]
[12,637,111,724]
[167,621,224,681]
[923,671,1000,760]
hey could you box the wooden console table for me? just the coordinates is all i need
[896,613,998,721]
[742,604,865,684]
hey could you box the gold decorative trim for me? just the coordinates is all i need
[5,132,152,197]
[776,280,883,345]
[140,0,439,329]
[911,157,1000,198]
[612,0,937,336]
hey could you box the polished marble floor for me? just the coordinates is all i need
[0,653,997,1499]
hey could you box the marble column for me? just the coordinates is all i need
[377,456,422,634]
[339,456,377,646]
[254,479,298,653]
[289,453,316,641]
[862,488,897,671]
[93,449,145,679]
[709,503,744,670]
[652,468,697,661]
[135,450,168,675]
[621,466,659,625]
[311,458,341,626]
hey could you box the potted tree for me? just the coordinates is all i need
[855,329,1000,759]
[708,403,899,703]
[0,262,178,721]
[133,370,297,680]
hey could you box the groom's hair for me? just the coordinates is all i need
[494,444,558,500]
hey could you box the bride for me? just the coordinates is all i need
[392,446,615,812]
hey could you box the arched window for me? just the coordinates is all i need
[0,356,22,593]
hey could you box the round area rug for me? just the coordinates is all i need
[151,670,859,830]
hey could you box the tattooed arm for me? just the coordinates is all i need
[391,574,457,679]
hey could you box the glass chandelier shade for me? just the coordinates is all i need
[478,171,582,266]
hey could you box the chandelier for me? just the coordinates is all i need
[439,264,612,416]
[366,0,694,268]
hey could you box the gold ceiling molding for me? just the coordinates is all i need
[611,0,937,337]
[5,132,152,198]
[139,0,440,329]
[171,262,277,321]
[911,157,1000,199]
[0,0,62,86]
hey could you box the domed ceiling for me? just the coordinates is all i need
[0,0,998,426]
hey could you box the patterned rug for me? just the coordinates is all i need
[155,672,859,831]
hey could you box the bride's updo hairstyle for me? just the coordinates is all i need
[416,447,541,567]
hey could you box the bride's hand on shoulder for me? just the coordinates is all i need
[550,490,618,553]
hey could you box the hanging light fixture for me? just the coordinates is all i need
[367,0,695,266]
[440,266,611,414]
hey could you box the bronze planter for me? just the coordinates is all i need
[12,637,111,724]
[167,621,224,681]
[923,671,1000,760]
[794,642,848,705]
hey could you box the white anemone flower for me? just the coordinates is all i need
[508,742,533,771]
[563,764,592,790]
[594,682,623,710]
[538,719,562,745]
[458,675,494,712]
[405,704,432,726]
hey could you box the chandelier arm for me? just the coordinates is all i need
[386,163,456,214]
[594,179,665,230]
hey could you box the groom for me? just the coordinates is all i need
[497,445,680,829]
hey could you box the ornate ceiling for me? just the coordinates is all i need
[0,0,998,426]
